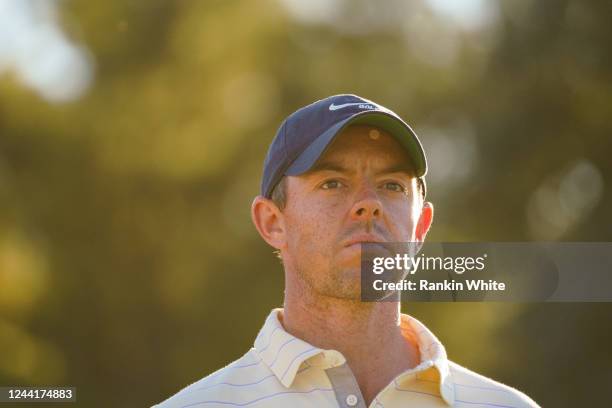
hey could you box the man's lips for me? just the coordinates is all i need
[343,234,386,247]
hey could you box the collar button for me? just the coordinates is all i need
[345,394,358,407]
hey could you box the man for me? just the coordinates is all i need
[154,95,539,407]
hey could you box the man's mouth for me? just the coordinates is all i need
[343,234,386,247]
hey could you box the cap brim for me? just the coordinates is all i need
[285,110,427,177]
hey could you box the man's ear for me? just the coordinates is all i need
[414,201,434,243]
[251,196,286,250]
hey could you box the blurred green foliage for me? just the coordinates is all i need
[0,0,611,407]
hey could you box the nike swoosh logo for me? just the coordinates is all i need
[329,102,374,111]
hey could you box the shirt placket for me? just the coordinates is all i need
[325,363,368,408]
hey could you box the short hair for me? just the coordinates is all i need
[270,177,288,210]
[269,176,425,211]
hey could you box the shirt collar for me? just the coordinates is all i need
[254,308,454,405]
[254,308,327,387]
[399,314,455,406]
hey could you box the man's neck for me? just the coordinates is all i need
[281,285,420,405]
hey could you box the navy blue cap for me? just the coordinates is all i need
[261,94,427,198]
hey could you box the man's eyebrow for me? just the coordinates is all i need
[378,164,416,176]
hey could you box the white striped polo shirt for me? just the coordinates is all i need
[154,308,539,408]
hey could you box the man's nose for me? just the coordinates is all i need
[350,187,383,221]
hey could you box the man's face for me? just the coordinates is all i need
[280,125,431,299]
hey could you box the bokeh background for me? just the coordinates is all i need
[1,0,611,407]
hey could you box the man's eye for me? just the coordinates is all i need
[383,182,406,192]
[321,180,343,190]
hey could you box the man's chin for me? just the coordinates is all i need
[316,266,362,300]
